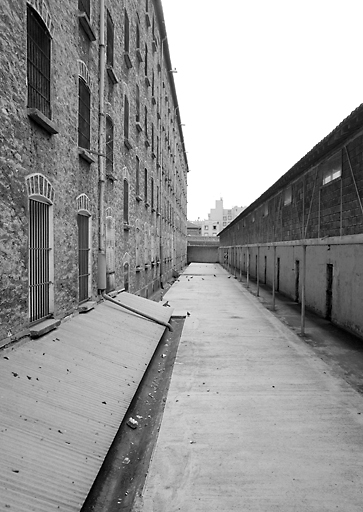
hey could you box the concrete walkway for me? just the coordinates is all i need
[134,263,363,512]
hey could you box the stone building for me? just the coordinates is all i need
[219,104,363,338]
[0,0,188,343]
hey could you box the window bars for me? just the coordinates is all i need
[29,199,51,323]
[78,77,90,149]
[77,214,90,302]
[27,6,51,118]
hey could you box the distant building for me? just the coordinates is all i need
[192,198,245,236]
[187,221,201,236]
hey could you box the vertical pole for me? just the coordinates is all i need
[239,247,242,281]
[272,245,276,310]
[256,245,260,297]
[301,244,306,335]
[246,247,250,288]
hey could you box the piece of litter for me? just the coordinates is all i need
[127,417,138,429]
[161,354,166,358]
[123,457,130,464]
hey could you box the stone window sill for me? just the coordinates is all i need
[124,52,133,69]
[29,318,61,339]
[27,108,59,135]
[78,11,96,41]
[107,65,119,84]
[78,147,96,163]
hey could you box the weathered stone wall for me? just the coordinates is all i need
[0,0,188,342]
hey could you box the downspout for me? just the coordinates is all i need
[97,0,107,293]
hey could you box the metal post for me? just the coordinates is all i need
[256,245,260,297]
[247,247,250,288]
[272,245,276,310]
[301,244,306,335]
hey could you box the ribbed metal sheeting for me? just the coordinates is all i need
[0,294,173,512]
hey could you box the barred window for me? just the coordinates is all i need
[78,0,90,18]
[124,179,129,224]
[136,84,140,122]
[144,168,148,203]
[107,10,114,67]
[78,77,90,149]
[145,43,148,76]
[136,156,140,197]
[27,5,51,118]
[144,106,148,138]
[136,20,140,49]
[106,116,114,174]
[124,95,130,140]
[151,177,154,210]
[124,9,130,53]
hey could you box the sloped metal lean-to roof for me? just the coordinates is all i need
[0,293,173,512]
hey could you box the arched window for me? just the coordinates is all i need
[26,173,55,323]
[76,194,91,302]
[124,178,129,225]
[78,61,91,150]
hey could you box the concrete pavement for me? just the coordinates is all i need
[133,263,363,512]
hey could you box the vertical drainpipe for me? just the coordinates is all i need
[301,243,306,335]
[97,0,106,292]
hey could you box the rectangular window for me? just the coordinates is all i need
[106,116,113,175]
[124,179,129,224]
[124,9,130,53]
[78,0,90,18]
[124,95,129,140]
[29,199,50,323]
[78,214,90,302]
[136,84,140,123]
[144,43,148,76]
[136,21,140,49]
[151,177,154,209]
[144,106,148,138]
[78,78,90,149]
[322,151,342,185]
[283,186,292,206]
[27,5,51,118]
[136,156,140,197]
[106,10,114,67]
[144,168,148,203]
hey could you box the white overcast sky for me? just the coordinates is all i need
[161,0,363,221]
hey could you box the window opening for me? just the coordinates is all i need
[78,213,90,302]
[144,168,148,203]
[29,199,51,323]
[106,213,116,292]
[78,77,90,149]
[136,84,140,122]
[124,9,130,53]
[124,179,129,224]
[124,94,130,140]
[27,5,51,118]
[78,0,90,18]
[106,10,114,67]
[106,116,114,176]
[322,152,342,185]
[136,156,140,197]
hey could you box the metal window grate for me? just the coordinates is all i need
[27,6,51,118]
[144,168,148,203]
[29,199,50,323]
[78,78,90,149]
[136,84,140,122]
[78,0,90,18]
[78,214,90,302]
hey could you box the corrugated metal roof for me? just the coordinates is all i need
[0,294,172,511]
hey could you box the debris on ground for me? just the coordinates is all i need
[126,417,138,429]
